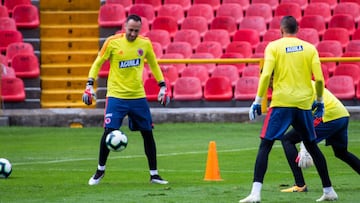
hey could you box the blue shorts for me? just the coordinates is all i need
[314,117,349,148]
[103,97,153,131]
[261,107,316,142]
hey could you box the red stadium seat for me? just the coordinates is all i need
[334,64,360,86]
[216,3,243,24]
[164,0,191,12]
[321,63,330,83]
[233,29,260,51]
[1,63,16,78]
[263,29,281,42]
[239,16,267,37]
[340,52,360,70]
[145,29,171,51]
[1,77,26,102]
[4,0,31,14]
[297,28,320,46]
[160,65,179,87]
[5,42,34,64]
[129,4,155,24]
[346,40,360,53]
[352,28,360,40]
[193,0,221,11]
[11,53,40,78]
[245,3,273,24]
[181,65,210,86]
[304,3,331,23]
[326,75,355,99]
[234,76,259,100]
[12,4,40,28]
[328,14,356,36]
[268,16,283,30]
[274,3,302,22]
[212,65,240,86]
[225,41,253,58]
[357,80,360,99]
[204,76,233,101]
[144,77,172,101]
[173,29,201,50]
[151,41,163,58]
[222,0,250,10]
[98,60,110,78]
[0,17,17,31]
[319,52,337,74]
[242,65,260,77]
[252,0,279,10]
[196,41,223,58]
[181,16,208,37]
[161,53,186,74]
[255,41,269,54]
[310,0,337,10]
[187,4,214,25]
[134,0,162,12]
[0,5,9,18]
[323,28,350,49]
[152,16,178,38]
[210,16,238,37]
[334,2,360,23]
[316,40,343,57]
[281,0,308,10]
[105,0,133,12]
[299,15,326,37]
[203,29,231,50]
[220,52,245,74]
[0,30,23,53]
[98,4,126,27]
[173,77,203,101]
[157,4,185,25]
[190,52,216,74]
[166,42,193,58]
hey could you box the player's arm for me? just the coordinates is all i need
[311,51,325,117]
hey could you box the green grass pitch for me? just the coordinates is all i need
[0,121,359,203]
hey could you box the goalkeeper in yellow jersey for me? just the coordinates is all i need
[240,16,337,202]
[82,14,169,185]
[281,83,360,192]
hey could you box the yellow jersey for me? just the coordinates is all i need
[88,33,164,99]
[258,37,324,109]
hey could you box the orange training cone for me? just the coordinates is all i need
[204,141,223,181]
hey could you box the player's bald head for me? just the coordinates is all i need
[280,16,298,35]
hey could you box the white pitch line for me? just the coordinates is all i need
[12,146,270,166]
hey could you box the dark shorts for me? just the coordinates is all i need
[103,97,153,131]
[283,117,349,148]
[260,107,316,142]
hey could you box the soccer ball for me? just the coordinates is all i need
[105,130,128,152]
[0,158,12,178]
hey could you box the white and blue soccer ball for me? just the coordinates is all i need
[105,130,128,152]
[0,158,12,178]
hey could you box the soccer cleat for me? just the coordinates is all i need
[281,185,308,192]
[150,175,169,184]
[88,170,105,185]
[316,190,338,202]
[239,194,261,203]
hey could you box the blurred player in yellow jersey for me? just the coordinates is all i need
[281,83,360,192]
[240,16,337,202]
[82,14,169,185]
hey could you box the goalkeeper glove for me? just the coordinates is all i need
[157,81,170,106]
[296,142,314,169]
[313,98,324,118]
[249,96,262,120]
[82,79,96,105]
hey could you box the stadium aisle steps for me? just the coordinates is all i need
[39,0,100,108]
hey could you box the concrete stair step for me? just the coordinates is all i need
[40,11,99,25]
[41,50,97,64]
[41,64,91,77]
[41,38,99,51]
[40,0,100,11]
[40,25,99,38]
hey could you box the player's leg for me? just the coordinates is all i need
[281,129,307,192]
[128,98,168,184]
[89,97,127,185]
[240,108,291,203]
[293,110,337,201]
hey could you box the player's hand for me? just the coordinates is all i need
[157,86,170,106]
[296,142,314,168]
[249,96,262,120]
[313,100,324,118]
[82,80,96,105]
